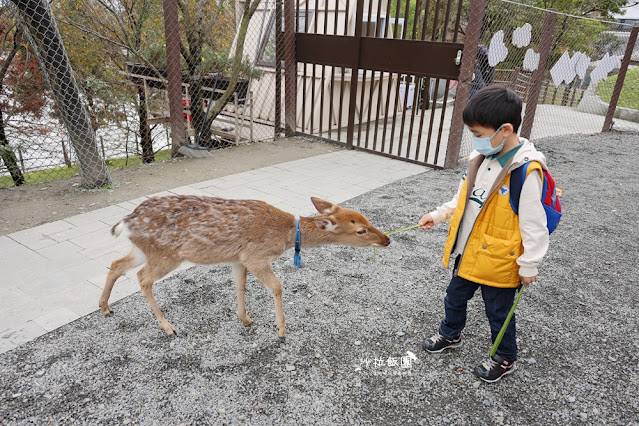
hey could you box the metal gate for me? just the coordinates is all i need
[277,0,465,168]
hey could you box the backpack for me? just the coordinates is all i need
[509,161,562,234]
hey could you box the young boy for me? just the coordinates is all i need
[419,85,549,383]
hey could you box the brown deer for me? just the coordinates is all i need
[99,195,390,339]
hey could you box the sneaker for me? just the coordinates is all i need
[423,331,462,353]
[473,354,516,383]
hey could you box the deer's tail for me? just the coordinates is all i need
[111,221,125,237]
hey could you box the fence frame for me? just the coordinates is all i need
[603,26,638,132]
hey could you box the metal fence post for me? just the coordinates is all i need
[345,0,365,149]
[602,26,638,132]
[284,0,296,136]
[162,0,186,157]
[520,9,557,140]
[444,0,487,169]
[275,0,283,137]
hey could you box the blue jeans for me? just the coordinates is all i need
[438,262,518,361]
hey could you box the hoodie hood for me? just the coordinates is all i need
[510,137,547,171]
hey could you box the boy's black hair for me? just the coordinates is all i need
[463,85,522,132]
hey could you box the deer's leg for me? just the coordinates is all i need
[246,262,285,339]
[232,263,252,326]
[99,247,145,316]
[137,261,180,336]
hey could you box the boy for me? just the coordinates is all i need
[419,85,549,383]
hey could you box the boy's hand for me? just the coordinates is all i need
[419,214,435,229]
[520,275,537,286]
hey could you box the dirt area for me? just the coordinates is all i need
[0,138,341,236]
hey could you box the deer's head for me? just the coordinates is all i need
[310,197,390,247]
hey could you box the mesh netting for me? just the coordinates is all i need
[459,0,639,158]
[0,0,637,187]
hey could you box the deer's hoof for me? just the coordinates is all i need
[241,316,253,327]
[161,322,177,336]
[277,329,286,340]
[278,336,286,344]
[100,305,113,316]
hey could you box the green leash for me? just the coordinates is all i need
[385,223,421,236]
[489,284,525,357]
[373,223,420,259]
[375,222,525,359]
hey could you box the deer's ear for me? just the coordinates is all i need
[311,197,339,215]
[314,217,337,232]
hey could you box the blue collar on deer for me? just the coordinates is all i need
[294,219,302,267]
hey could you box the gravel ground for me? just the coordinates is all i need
[1,132,638,425]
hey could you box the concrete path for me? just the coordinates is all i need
[0,150,426,354]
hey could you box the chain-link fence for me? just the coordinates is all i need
[1,0,638,188]
[0,0,283,188]
[458,0,639,158]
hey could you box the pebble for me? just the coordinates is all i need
[285,365,296,372]
[528,357,537,364]
[218,408,226,415]
[12,393,21,398]
[592,408,600,416]
[579,413,588,421]
[472,381,481,389]
[568,396,576,403]
[396,331,405,337]
[35,370,45,377]
[354,341,361,346]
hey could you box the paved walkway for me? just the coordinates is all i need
[0,150,426,354]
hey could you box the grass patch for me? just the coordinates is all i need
[105,149,172,169]
[598,67,639,110]
[0,148,173,188]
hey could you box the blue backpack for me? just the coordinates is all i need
[509,161,562,234]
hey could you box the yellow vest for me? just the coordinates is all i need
[443,159,542,288]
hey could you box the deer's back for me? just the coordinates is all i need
[122,195,295,264]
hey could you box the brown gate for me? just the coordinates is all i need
[277,0,465,168]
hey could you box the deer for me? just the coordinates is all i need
[99,195,390,339]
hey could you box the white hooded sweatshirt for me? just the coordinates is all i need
[429,138,549,278]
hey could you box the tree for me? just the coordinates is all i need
[55,0,165,164]
[177,0,236,148]
[9,0,112,188]
[203,0,261,137]
[0,22,27,186]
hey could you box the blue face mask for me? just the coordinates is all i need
[472,124,505,156]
